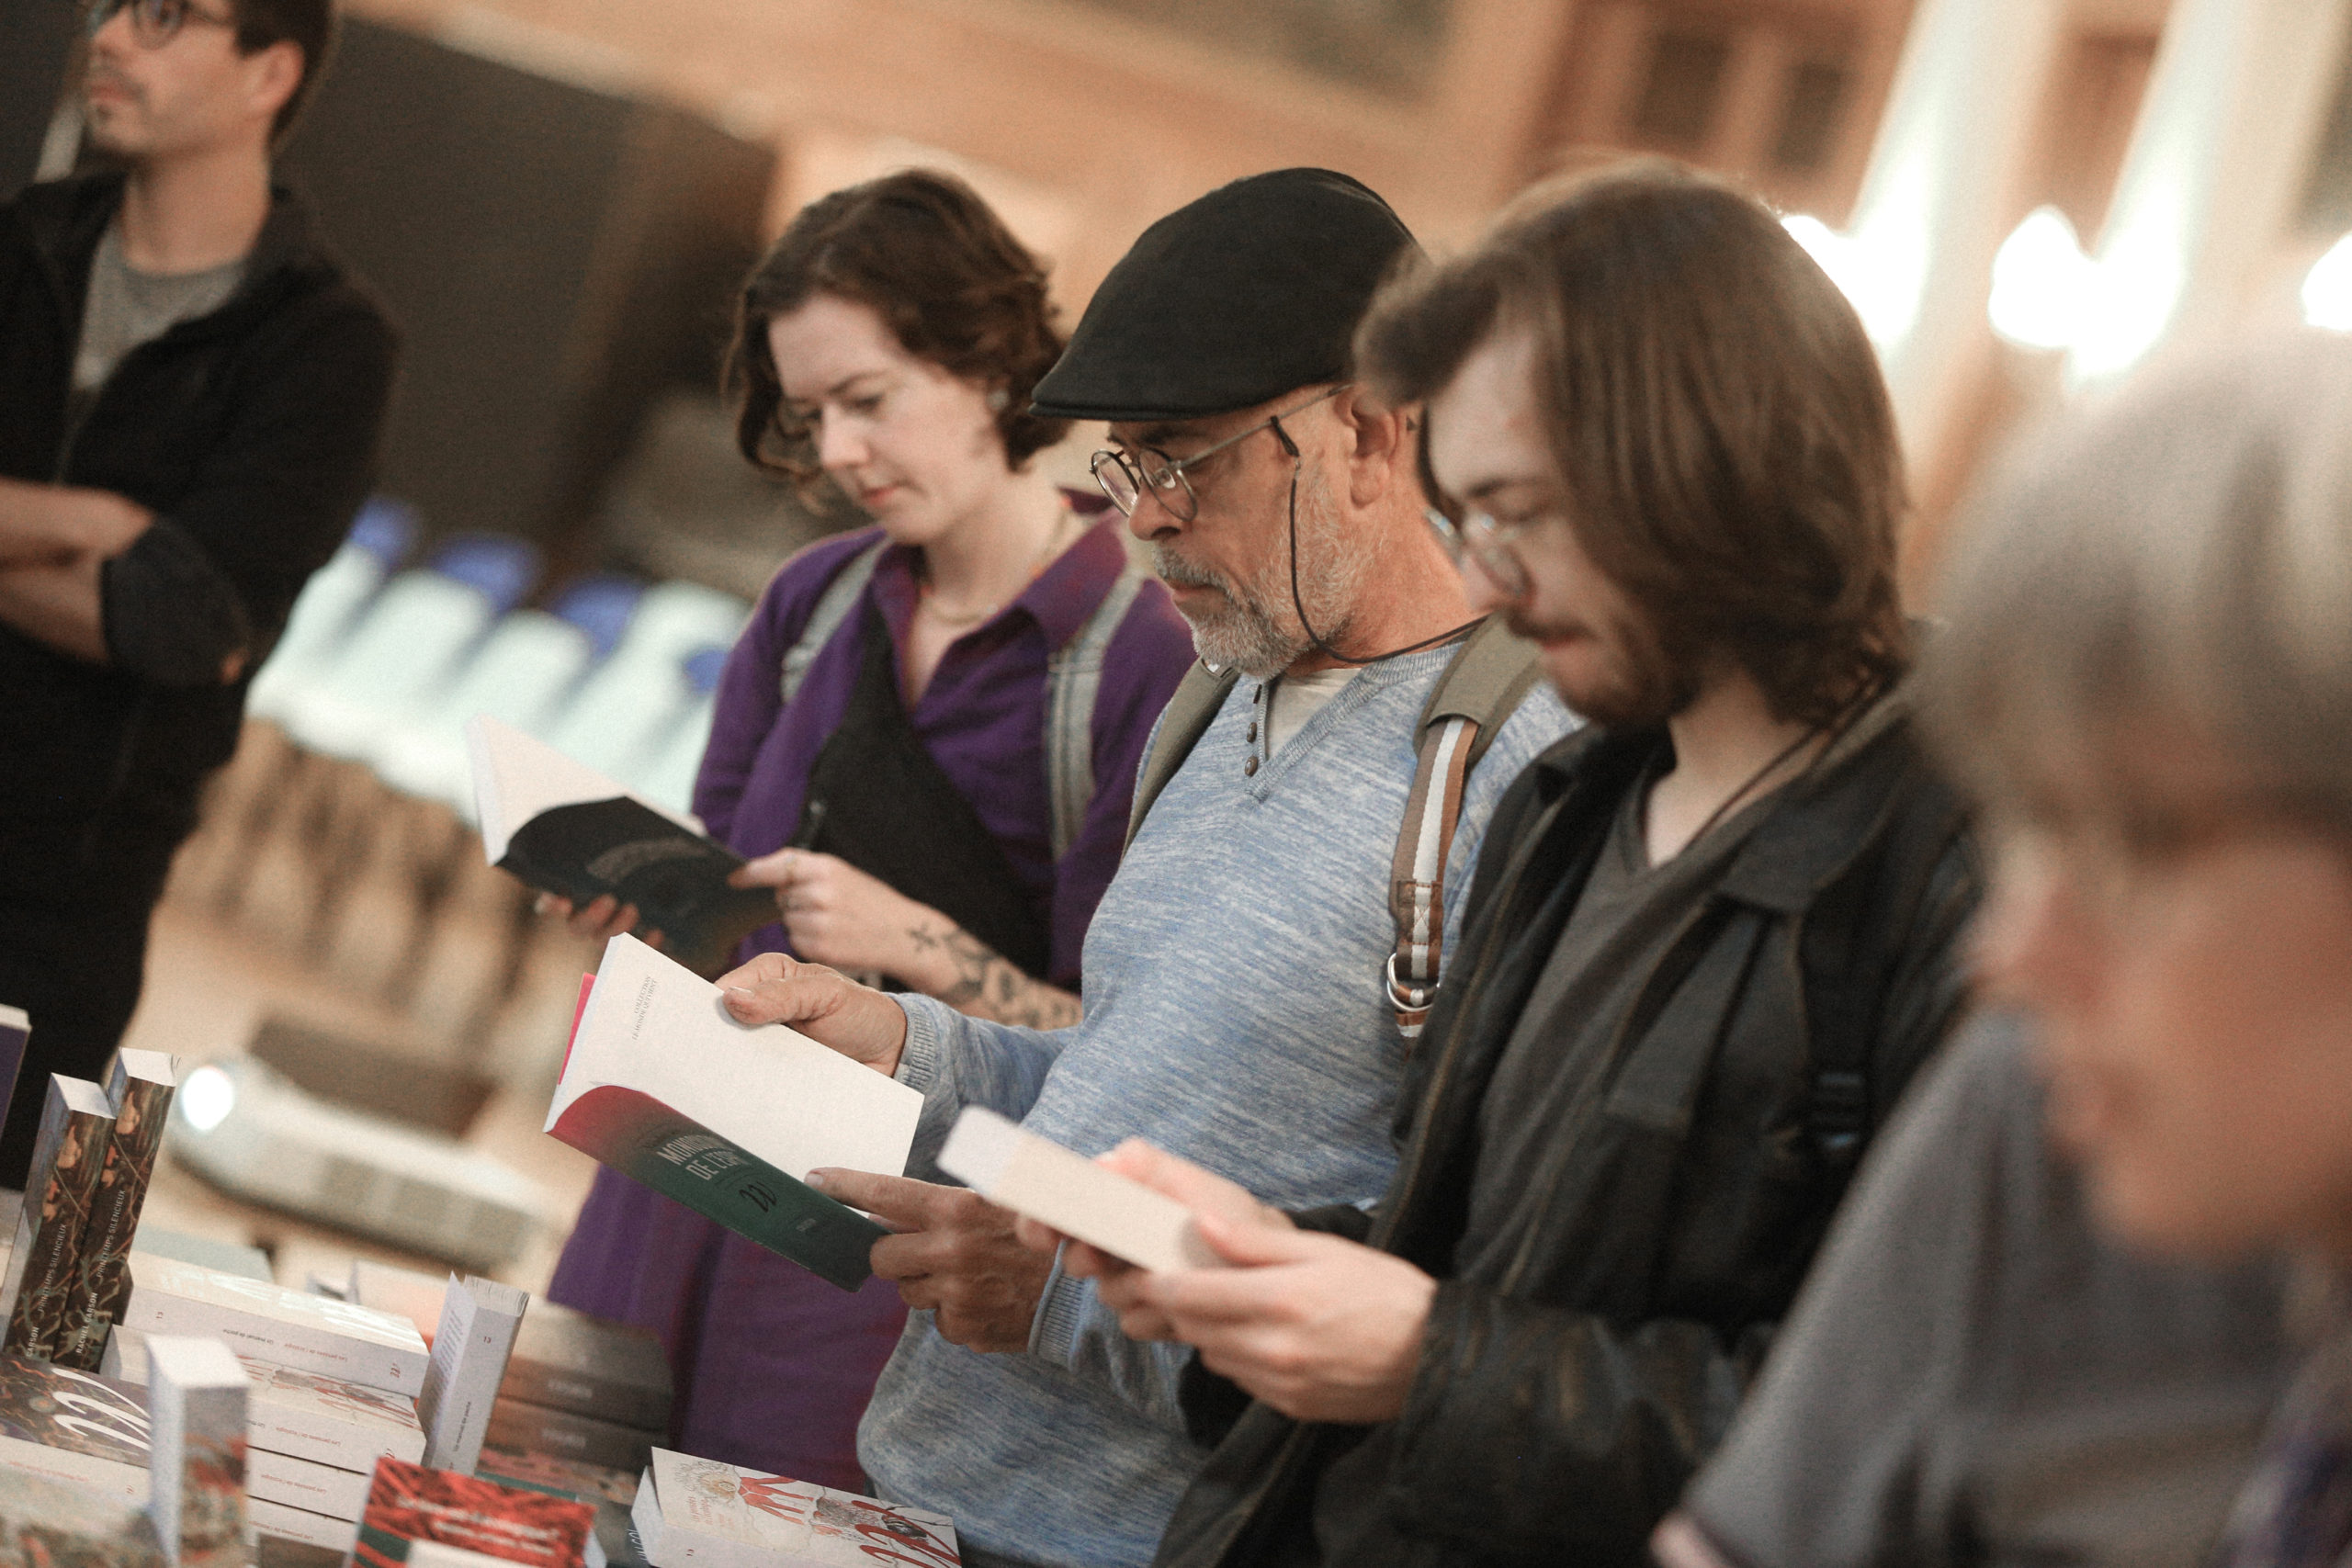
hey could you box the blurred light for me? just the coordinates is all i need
[1988,207,2094,351]
[1782,214,1919,347]
[2305,232,2352,331]
[179,1064,237,1134]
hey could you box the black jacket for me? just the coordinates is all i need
[1153,690,1982,1568]
[0,172,394,886]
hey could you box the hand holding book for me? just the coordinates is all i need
[713,952,910,1078]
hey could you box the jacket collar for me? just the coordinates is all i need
[1523,677,1923,918]
[13,170,330,342]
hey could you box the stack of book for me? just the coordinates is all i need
[348,1264,668,1494]
[352,1457,595,1568]
[106,1325,426,1551]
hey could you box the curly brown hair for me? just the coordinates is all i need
[728,169,1070,484]
[1359,158,1911,728]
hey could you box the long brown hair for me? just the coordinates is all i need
[1359,158,1910,727]
[728,169,1069,482]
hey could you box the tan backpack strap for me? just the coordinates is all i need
[1123,661,1241,853]
[779,539,888,706]
[1046,562,1148,863]
[1385,615,1544,1038]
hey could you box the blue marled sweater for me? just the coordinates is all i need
[857,643,1576,1568]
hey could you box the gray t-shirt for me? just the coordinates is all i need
[1672,1010,2289,1568]
[74,221,244,400]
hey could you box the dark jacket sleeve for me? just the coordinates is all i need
[1367,833,1983,1565]
[100,291,395,686]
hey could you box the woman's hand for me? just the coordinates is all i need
[535,892,662,951]
[732,849,925,975]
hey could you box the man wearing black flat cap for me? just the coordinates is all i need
[712,168,1574,1568]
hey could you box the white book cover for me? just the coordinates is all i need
[466,716,701,866]
[107,1326,426,1472]
[417,1277,526,1475]
[634,1449,956,1568]
[0,1429,143,1502]
[122,1254,428,1396]
[548,936,919,1189]
[147,1335,248,1568]
[247,1494,357,1552]
[937,1108,1223,1275]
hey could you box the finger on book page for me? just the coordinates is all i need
[807,1167,938,1228]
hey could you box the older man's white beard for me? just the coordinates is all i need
[1153,480,1363,678]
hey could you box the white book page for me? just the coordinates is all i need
[466,716,703,864]
[548,935,921,1183]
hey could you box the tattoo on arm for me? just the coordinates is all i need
[905,922,1081,1031]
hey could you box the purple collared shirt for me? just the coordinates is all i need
[548,503,1194,1493]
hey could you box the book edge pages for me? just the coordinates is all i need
[469,716,705,870]
[939,1107,1213,1274]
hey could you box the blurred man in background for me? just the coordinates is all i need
[0,0,393,1186]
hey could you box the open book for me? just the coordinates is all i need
[467,716,778,975]
[547,936,922,1290]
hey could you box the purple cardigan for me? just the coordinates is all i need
[547,504,1193,1492]
[694,509,1192,986]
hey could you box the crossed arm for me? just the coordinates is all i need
[0,477,154,662]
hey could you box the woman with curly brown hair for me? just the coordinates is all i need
[543,169,1193,1492]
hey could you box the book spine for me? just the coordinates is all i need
[496,1361,668,1436]
[483,1401,656,1476]
[249,1495,360,1553]
[0,1009,29,1149]
[123,1283,428,1397]
[548,1089,883,1292]
[250,1448,373,1523]
[148,1336,250,1568]
[418,1279,526,1475]
[1,1079,115,1359]
[57,1064,177,1370]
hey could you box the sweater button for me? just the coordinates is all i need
[1246,722,1259,742]
[1244,755,1259,777]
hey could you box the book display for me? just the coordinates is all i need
[58,1052,183,1371]
[106,1327,428,1474]
[546,936,917,1291]
[2,1077,116,1359]
[632,1449,958,1568]
[467,717,775,975]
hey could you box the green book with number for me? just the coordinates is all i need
[545,935,917,1291]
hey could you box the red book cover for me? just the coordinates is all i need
[353,1458,594,1568]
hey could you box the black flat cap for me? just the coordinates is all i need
[1030,168,1419,423]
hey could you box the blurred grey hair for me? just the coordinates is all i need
[1923,330,2352,816]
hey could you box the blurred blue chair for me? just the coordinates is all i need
[621,643,728,817]
[246,495,420,725]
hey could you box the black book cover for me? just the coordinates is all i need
[499,798,776,974]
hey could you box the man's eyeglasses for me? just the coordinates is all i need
[1423,505,1536,600]
[85,0,238,47]
[1091,387,1342,523]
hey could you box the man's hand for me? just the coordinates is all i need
[1039,1140,1434,1425]
[716,952,909,1076]
[731,849,925,976]
[812,1168,1053,1353]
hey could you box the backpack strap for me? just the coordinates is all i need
[778,539,888,706]
[1124,660,1242,852]
[1796,763,1971,1175]
[1384,616,1543,1038]
[1045,562,1148,862]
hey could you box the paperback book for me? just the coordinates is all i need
[936,1108,1223,1275]
[346,1267,669,1436]
[145,1336,246,1568]
[467,716,775,975]
[351,1458,594,1568]
[57,1051,182,1371]
[119,1255,428,1396]
[249,1495,357,1554]
[473,1451,635,1509]
[0,1007,29,1141]
[105,1326,426,1474]
[0,1462,164,1568]
[545,936,920,1292]
[1,1077,116,1359]
[0,1352,152,1502]
[417,1279,526,1475]
[631,1448,957,1568]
